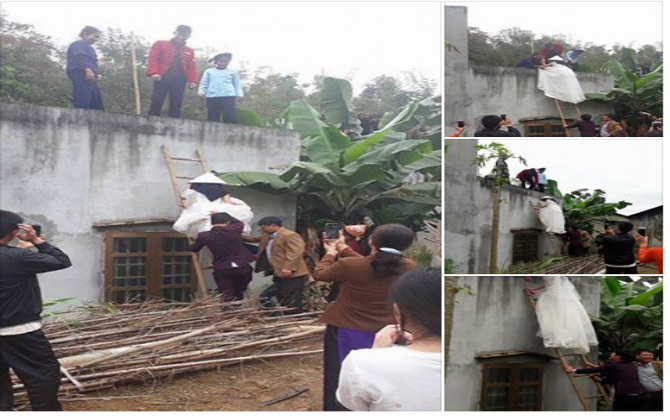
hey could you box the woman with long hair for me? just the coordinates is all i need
[313,224,417,411]
[336,268,442,411]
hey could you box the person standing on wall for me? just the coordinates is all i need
[242,217,309,314]
[198,53,243,123]
[65,26,104,110]
[146,25,197,118]
[0,211,72,411]
[537,168,548,192]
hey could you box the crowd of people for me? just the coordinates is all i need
[565,349,663,411]
[0,208,442,412]
[515,42,583,70]
[66,25,243,123]
[562,222,663,274]
[565,112,662,137]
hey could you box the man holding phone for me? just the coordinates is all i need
[474,115,521,137]
[0,210,72,411]
[594,221,637,274]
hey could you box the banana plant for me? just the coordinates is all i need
[585,48,663,134]
[593,277,663,356]
[218,77,441,229]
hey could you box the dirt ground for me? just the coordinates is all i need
[61,339,323,412]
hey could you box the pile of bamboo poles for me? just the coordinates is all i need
[11,298,324,404]
[506,254,606,274]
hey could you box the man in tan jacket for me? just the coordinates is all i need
[636,349,663,411]
[243,216,309,313]
[600,114,626,137]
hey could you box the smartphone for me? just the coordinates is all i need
[457,120,465,128]
[32,224,42,237]
[324,223,341,240]
[638,227,647,237]
[500,114,507,121]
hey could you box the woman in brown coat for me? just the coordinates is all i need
[313,224,417,411]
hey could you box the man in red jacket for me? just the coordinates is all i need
[146,25,197,118]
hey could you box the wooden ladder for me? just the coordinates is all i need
[554,98,582,137]
[161,145,210,297]
[525,295,612,411]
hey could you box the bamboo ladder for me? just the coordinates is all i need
[554,98,583,137]
[161,146,211,296]
[525,294,612,411]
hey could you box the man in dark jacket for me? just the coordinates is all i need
[146,25,198,118]
[474,115,522,137]
[565,349,648,411]
[595,221,637,274]
[0,210,72,411]
[190,212,256,301]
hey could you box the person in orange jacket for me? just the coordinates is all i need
[634,233,663,274]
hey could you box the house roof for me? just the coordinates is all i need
[625,205,663,218]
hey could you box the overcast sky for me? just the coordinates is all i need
[2,1,442,92]
[445,1,663,49]
[478,139,663,215]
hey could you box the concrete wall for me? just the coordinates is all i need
[444,6,615,135]
[445,277,601,411]
[628,208,663,247]
[0,103,301,303]
[444,140,562,274]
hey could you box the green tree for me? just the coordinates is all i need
[545,181,631,231]
[586,48,663,135]
[474,142,527,273]
[95,28,152,114]
[0,11,70,106]
[218,77,441,231]
[593,277,663,358]
[242,67,306,120]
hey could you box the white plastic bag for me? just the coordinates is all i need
[173,190,254,238]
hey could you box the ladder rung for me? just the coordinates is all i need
[176,176,195,180]
[585,395,607,399]
[171,157,202,162]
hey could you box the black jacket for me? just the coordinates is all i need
[474,126,522,137]
[0,242,72,328]
[595,233,636,266]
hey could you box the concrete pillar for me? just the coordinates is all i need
[444,6,471,130]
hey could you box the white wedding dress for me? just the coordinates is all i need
[537,200,566,234]
[537,60,586,104]
[535,277,598,354]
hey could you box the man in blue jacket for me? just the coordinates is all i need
[0,210,72,411]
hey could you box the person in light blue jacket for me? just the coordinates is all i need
[198,53,243,123]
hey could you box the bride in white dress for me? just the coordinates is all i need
[537,56,586,104]
[524,276,598,354]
